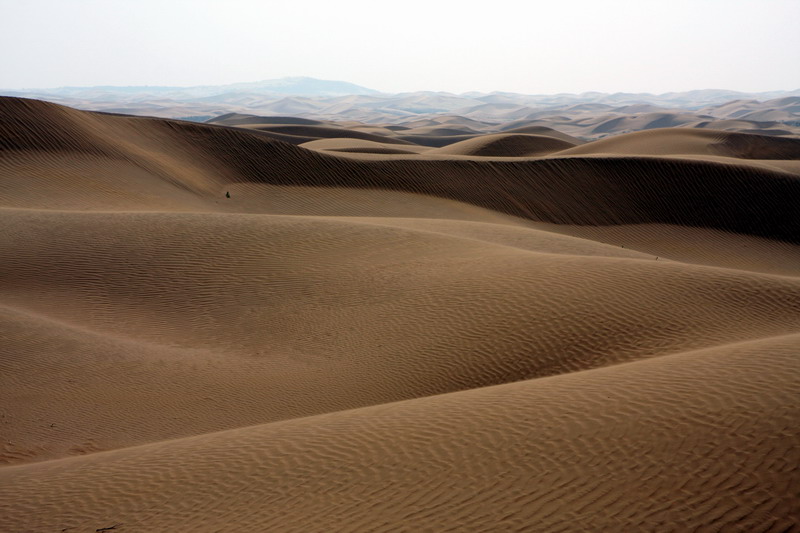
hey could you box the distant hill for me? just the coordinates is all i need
[0,76,380,99]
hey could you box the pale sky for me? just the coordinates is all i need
[1,0,798,94]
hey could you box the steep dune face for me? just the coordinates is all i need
[1,97,799,532]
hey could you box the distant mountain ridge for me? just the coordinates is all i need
[1,76,380,98]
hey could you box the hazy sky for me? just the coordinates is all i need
[1,0,798,94]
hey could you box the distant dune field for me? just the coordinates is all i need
[9,80,800,139]
[1,96,799,532]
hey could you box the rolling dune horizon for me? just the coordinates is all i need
[1,95,799,531]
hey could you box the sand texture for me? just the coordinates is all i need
[1,96,799,532]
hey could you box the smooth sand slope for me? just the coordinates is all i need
[1,97,799,532]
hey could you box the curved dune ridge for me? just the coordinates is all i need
[432,133,577,157]
[1,96,799,532]
[300,138,429,155]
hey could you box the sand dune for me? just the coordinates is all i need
[300,138,430,155]
[556,128,800,158]
[432,133,577,157]
[1,96,799,531]
[3,331,799,532]
[207,115,416,146]
[207,112,324,126]
[498,124,586,144]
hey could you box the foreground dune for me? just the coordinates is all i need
[3,332,799,532]
[1,97,798,531]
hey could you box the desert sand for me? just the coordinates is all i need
[1,96,799,532]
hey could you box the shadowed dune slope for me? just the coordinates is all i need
[1,96,800,531]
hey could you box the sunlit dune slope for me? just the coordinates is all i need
[4,205,800,463]
[300,137,428,155]
[432,133,576,156]
[2,332,798,531]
